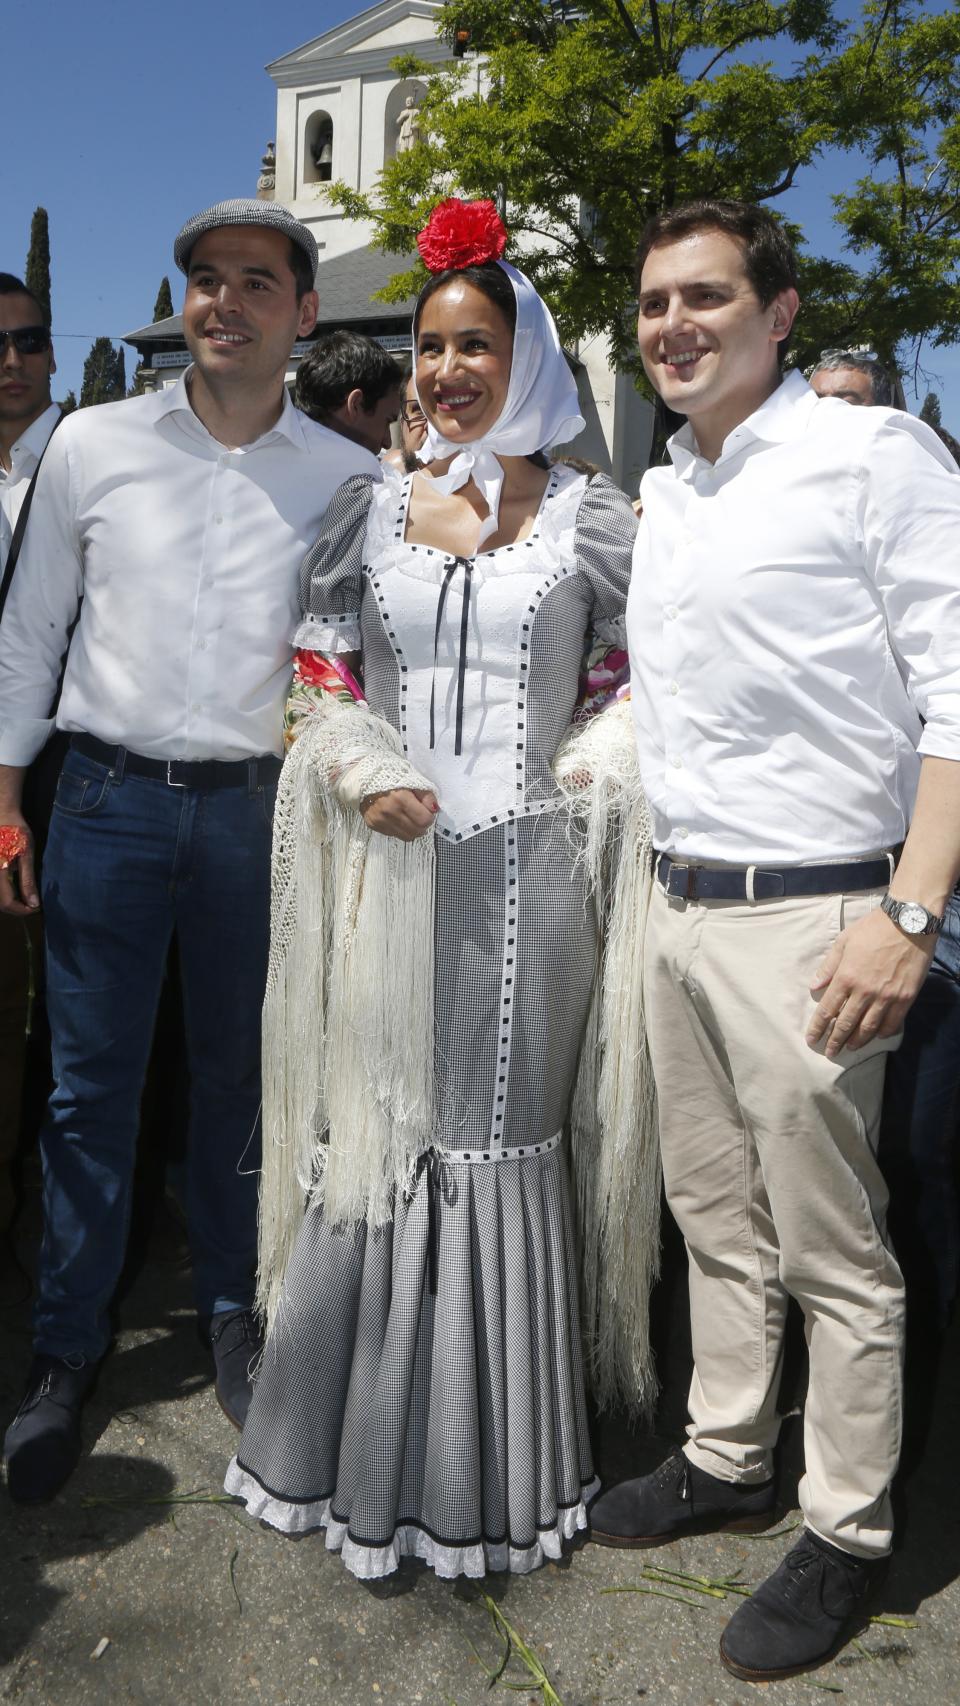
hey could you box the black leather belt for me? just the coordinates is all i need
[70,733,282,791]
[655,852,894,902]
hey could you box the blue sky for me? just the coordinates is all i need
[7,0,959,426]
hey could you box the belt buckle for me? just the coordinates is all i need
[663,861,697,900]
[165,761,187,789]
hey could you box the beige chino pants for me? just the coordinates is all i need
[644,879,905,1558]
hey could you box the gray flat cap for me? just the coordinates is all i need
[173,199,318,277]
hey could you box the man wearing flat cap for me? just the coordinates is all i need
[0,200,379,1502]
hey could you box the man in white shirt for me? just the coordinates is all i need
[588,199,960,1682]
[0,271,61,1307]
[0,200,378,1504]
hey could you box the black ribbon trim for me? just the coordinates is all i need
[428,555,473,756]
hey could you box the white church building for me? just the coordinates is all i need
[125,0,653,488]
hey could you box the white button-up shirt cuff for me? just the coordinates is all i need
[917,723,960,763]
[0,716,55,768]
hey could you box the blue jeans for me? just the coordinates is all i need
[879,886,960,1327]
[34,745,275,1360]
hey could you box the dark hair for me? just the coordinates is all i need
[635,199,797,304]
[413,262,517,339]
[808,349,895,408]
[0,270,49,327]
[286,240,316,303]
[294,331,402,418]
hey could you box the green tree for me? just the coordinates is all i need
[25,207,52,324]
[328,0,960,385]
[153,276,174,321]
[80,338,126,408]
[920,389,942,426]
[59,390,77,416]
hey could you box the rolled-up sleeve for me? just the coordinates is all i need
[858,415,960,761]
[0,431,83,766]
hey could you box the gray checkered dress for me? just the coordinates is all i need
[226,464,638,1578]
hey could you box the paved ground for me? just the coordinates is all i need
[2,1199,958,1706]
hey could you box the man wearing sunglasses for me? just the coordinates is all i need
[0,273,59,566]
[0,272,60,1312]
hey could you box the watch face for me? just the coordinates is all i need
[897,902,929,934]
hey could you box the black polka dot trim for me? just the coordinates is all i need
[439,1130,564,1165]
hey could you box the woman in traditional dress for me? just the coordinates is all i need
[225,200,659,1580]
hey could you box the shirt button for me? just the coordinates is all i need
[669,680,680,696]
[665,606,678,620]
[677,827,689,839]
[671,755,682,769]
[197,638,208,651]
[213,513,224,525]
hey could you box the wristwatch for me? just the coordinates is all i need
[880,893,944,937]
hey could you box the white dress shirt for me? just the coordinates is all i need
[627,370,960,863]
[0,374,378,765]
[0,402,62,572]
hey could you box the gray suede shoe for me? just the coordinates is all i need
[4,1353,99,1504]
[720,1529,886,1681]
[589,1448,776,1548]
[205,1309,263,1431]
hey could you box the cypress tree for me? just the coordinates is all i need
[153,276,174,321]
[25,207,52,324]
[920,391,942,427]
[59,390,77,416]
[80,338,124,408]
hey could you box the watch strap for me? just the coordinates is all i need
[881,893,944,936]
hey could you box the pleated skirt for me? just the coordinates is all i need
[226,816,599,1578]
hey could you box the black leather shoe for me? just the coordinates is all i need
[205,1309,263,1431]
[719,1529,887,1681]
[4,1353,99,1503]
[589,1448,776,1548]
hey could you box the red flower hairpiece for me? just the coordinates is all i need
[417,198,508,273]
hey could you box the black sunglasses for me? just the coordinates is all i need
[0,326,52,356]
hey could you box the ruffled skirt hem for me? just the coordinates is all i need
[225,1458,600,1580]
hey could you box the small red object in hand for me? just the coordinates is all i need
[0,826,29,871]
[417,198,508,272]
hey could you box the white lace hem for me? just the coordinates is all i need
[225,1459,599,1580]
[292,613,361,653]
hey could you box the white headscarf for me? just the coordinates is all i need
[415,260,585,546]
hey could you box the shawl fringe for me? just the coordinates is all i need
[257,695,660,1417]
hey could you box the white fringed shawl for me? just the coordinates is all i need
[257,694,660,1417]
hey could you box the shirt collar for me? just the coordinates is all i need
[667,368,815,478]
[4,401,62,473]
[153,366,309,451]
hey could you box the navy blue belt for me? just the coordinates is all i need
[655,852,894,902]
[71,733,282,791]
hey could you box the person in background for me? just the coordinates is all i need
[592,197,960,1683]
[808,347,896,407]
[0,200,378,1505]
[382,365,428,472]
[293,330,401,456]
[815,346,960,1376]
[0,272,61,1307]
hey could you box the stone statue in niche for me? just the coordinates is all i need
[396,95,421,154]
[256,141,276,200]
[312,125,333,181]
